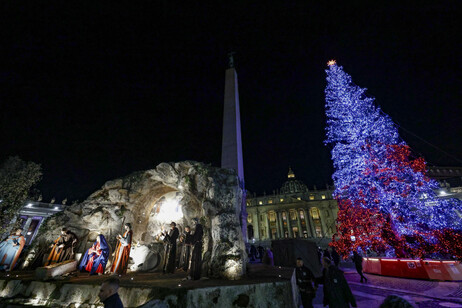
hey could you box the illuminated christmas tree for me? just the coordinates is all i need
[325,60,462,258]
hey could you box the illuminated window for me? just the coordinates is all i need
[297,197,301,200]
[280,198,284,202]
[247,215,252,223]
[310,208,320,219]
[321,195,326,199]
[309,195,315,200]
[259,201,263,205]
[299,210,305,220]
[268,199,273,204]
[282,212,287,221]
[246,202,250,206]
[310,207,322,237]
[268,211,276,222]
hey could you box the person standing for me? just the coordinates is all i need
[180,226,193,272]
[295,257,316,308]
[352,251,367,283]
[110,223,132,275]
[331,247,341,268]
[162,222,179,274]
[79,234,110,275]
[45,227,78,266]
[188,218,203,280]
[98,277,124,308]
[322,257,357,308]
[0,228,25,271]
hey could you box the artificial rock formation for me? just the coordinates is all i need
[27,161,247,279]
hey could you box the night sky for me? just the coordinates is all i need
[1,3,461,202]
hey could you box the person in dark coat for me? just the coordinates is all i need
[322,257,357,308]
[257,245,265,261]
[249,245,257,262]
[98,277,123,308]
[295,257,316,308]
[188,218,203,280]
[323,248,331,260]
[331,247,341,267]
[352,251,367,283]
[162,222,179,274]
[180,226,193,271]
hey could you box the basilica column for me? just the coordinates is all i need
[277,211,283,239]
[304,210,314,238]
[265,212,271,240]
[308,208,317,238]
[296,210,302,238]
[287,211,293,238]
[254,209,260,240]
[319,208,328,238]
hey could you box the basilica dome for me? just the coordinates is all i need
[280,167,308,194]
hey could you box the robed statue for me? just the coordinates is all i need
[0,228,25,271]
[79,234,109,275]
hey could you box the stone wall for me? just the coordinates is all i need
[0,278,297,308]
[26,161,247,279]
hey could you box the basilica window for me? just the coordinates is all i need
[258,201,263,205]
[297,197,301,200]
[321,195,326,199]
[268,199,273,204]
[310,207,322,238]
[247,215,252,223]
[282,212,287,221]
[299,210,305,220]
[268,211,276,222]
[309,195,315,200]
[289,210,297,220]
[280,198,284,202]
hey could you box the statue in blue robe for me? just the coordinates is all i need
[78,234,109,275]
[0,228,25,271]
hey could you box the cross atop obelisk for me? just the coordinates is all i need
[221,52,247,241]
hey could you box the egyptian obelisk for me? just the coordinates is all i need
[221,52,248,242]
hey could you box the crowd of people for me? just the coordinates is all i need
[295,247,413,308]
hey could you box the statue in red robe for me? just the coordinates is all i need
[110,223,132,275]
